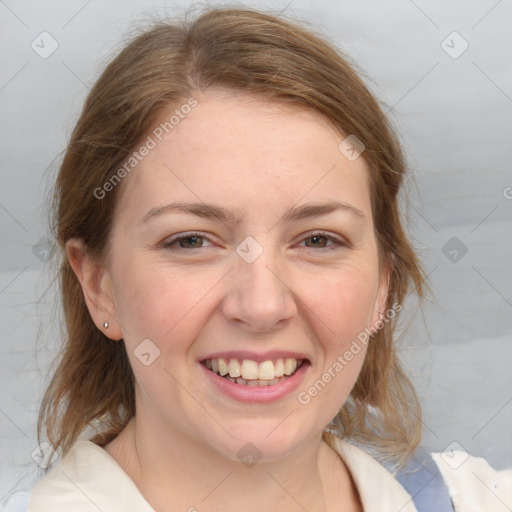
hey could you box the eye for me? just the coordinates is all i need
[162,232,213,250]
[299,232,346,249]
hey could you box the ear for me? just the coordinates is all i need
[66,239,123,341]
[369,253,394,329]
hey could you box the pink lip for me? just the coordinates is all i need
[199,360,310,403]
[199,350,309,363]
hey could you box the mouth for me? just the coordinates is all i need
[201,357,307,387]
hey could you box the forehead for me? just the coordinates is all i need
[115,89,372,224]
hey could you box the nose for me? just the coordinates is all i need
[221,248,297,333]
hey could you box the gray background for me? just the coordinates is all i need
[1,0,511,509]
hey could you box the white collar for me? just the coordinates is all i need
[33,439,417,512]
[331,437,418,512]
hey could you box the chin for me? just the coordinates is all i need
[199,420,315,465]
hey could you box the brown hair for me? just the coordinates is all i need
[39,6,425,471]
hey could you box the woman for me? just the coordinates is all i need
[28,7,511,512]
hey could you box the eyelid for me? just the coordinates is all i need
[161,231,214,249]
[297,230,349,248]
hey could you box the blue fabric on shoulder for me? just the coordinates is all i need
[384,446,455,512]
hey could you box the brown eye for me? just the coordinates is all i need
[304,234,330,248]
[163,233,212,250]
[177,235,204,248]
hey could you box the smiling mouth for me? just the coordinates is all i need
[201,357,306,386]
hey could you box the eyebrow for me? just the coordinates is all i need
[141,200,365,225]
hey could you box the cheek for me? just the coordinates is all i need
[293,272,376,422]
[299,263,379,347]
[111,257,223,350]
[110,261,217,405]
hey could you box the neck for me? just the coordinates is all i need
[105,384,360,512]
[104,413,359,512]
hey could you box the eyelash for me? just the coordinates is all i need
[161,231,347,251]
[162,232,213,251]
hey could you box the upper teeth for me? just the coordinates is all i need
[204,358,301,380]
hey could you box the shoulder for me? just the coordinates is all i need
[28,442,85,511]
[431,450,512,512]
[330,437,420,511]
[28,441,154,512]
[332,437,512,512]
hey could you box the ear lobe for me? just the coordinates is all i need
[66,239,123,340]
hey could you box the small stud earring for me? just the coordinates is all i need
[103,321,109,329]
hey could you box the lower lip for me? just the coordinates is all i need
[200,361,310,403]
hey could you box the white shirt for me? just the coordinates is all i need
[28,438,512,512]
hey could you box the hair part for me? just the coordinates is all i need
[39,6,426,470]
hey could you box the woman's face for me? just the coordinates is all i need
[99,89,388,461]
